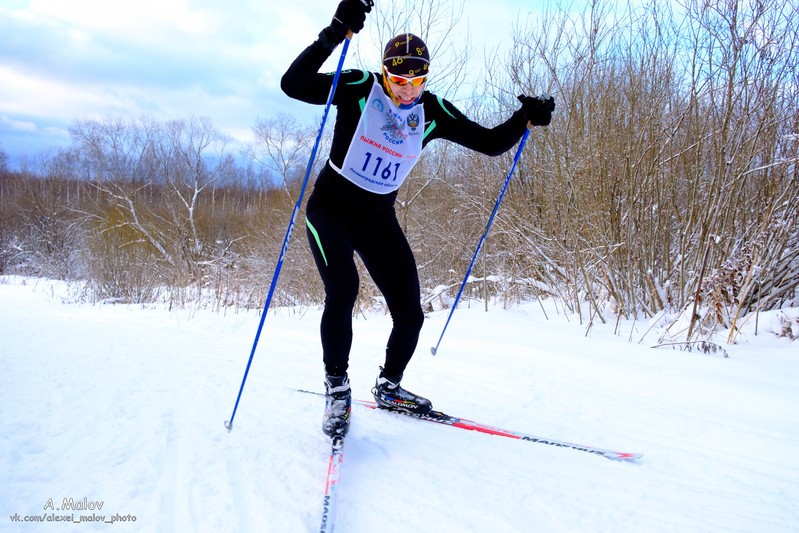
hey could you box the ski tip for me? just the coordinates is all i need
[608,452,643,462]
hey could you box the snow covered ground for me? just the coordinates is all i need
[2,276,797,532]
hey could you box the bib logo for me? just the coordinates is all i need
[380,110,407,145]
[371,99,385,113]
[406,113,420,131]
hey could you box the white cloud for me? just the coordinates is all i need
[27,0,210,35]
[0,0,536,162]
[1,114,37,133]
[0,65,132,121]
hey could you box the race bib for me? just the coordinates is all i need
[333,78,424,194]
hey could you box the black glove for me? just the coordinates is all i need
[319,0,373,51]
[518,94,556,126]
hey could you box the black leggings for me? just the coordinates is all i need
[305,203,424,378]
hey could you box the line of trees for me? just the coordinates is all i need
[1,0,797,344]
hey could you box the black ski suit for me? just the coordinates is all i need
[281,38,529,378]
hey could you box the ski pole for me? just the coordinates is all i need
[430,124,534,356]
[225,36,353,432]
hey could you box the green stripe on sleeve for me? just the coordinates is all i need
[437,96,457,119]
[347,71,371,85]
[423,120,436,140]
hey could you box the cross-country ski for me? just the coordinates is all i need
[300,389,642,461]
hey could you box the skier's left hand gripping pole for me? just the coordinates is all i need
[224,3,372,431]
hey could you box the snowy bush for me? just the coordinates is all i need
[0,0,797,346]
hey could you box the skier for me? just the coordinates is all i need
[281,0,555,437]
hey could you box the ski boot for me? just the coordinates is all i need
[372,367,432,415]
[322,373,351,437]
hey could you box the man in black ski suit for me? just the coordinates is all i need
[281,0,555,437]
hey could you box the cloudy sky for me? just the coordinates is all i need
[0,0,534,166]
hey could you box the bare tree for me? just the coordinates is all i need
[473,0,799,340]
[69,115,239,301]
[0,143,9,173]
[249,113,319,199]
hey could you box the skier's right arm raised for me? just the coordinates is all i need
[280,0,372,104]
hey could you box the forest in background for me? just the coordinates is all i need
[1,0,797,345]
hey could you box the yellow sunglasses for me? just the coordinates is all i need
[384,67,428,87]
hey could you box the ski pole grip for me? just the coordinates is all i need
[347,0,373,39]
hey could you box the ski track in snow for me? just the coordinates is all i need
[1,277,798,532]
